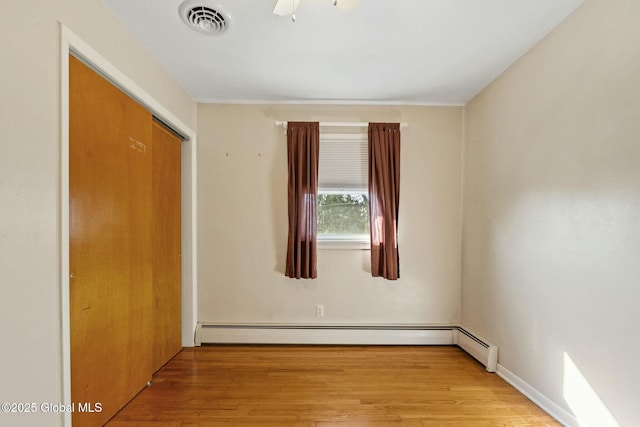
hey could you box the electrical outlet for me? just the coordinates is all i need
[316,304,324,317]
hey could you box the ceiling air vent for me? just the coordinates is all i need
[179,1,229,36]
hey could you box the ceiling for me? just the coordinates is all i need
[101,0,584,105]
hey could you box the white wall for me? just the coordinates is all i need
[462,0,640,425]
[197,104,462,325]
[0,1,196,426]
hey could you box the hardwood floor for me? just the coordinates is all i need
[107,345,560,426]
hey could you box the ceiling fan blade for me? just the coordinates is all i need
[273,0,301,16]
[335,0,362,12]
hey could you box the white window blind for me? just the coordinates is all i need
[318,133,368,191]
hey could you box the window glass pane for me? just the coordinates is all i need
[317,192,369,237]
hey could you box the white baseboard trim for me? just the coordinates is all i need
[195,323,497,372]
[496,363,579,427]
[196,323,455,346]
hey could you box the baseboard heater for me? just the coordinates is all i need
[195,323,497,372]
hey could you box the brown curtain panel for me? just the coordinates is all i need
[368,123,401,280]
[285,122,320,279]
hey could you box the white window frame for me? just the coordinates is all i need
[317,132,370,250]
[317,189,370,250]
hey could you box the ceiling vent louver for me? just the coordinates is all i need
[179,1,228,36]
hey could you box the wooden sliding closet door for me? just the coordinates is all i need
[69,56,153,426]
[151,121,182,372]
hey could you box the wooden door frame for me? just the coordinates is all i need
[59,24,198,427]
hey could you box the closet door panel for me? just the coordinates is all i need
[69,55,153,426]
[151,121,182,372]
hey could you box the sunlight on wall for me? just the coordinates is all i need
[563,352,619,427]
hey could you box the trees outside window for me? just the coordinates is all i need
[317,192,369,239]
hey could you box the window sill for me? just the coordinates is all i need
[317,238,370,250]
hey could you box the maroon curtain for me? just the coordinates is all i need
[285,122,319,279]
[368,123,401,280]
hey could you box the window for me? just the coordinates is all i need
[317,132,370,249]
[317,191,369,237]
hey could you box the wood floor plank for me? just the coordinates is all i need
[106,345,560,426]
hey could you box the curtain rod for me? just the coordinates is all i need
[275,121,408,134]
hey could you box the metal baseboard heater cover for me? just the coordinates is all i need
[195,323,498,372]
